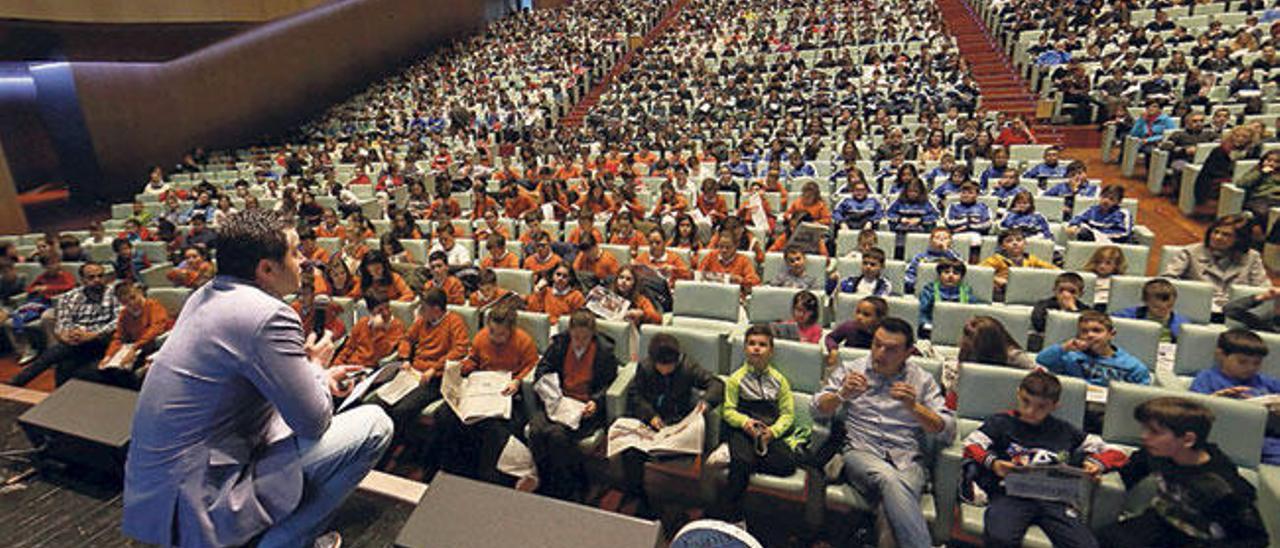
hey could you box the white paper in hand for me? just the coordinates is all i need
[375,367,422,405]
[442,361,513,424]
[102,343,136,370]
[606,407,704,458]
[496,435,538,481]
[535,373,587,430]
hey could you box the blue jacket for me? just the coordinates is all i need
[1043,181,1099,198]
[886,199,940,233]
[1023,162,1069,180]
[999,211,1053,240]
[918,281,977,326]
[931,180,964,202]
[945,201,993,234]
[923,167,951,186]
[1189,367,1280,464]
[979,165,1008,190]
[833,196,884,229]
[786,164,816,179]
[990,183,1024,209]
[727,160,754,179]
[1113,305,1189,342]
[1129,114,1175,143]
[905,247,960,291]
[1036,49,1072,66]
[1069,205,1132,241]
[828,274,893,297]
[1036,343,1150,387]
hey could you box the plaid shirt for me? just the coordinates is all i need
[55,285,119,336]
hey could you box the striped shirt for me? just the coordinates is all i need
[55,285,119,336]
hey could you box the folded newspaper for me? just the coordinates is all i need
[584,285,631,322]
[1002,464,1093,506]
[534,373,588,430]
[606,408,705,458]
[375,367,423,406]
[442,360,513,424]
[101,343,136,370]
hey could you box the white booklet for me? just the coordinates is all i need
[584,285,631,321]
[1002,464,1093,507]
[606,407,705,458]
[1249,393,1280,406]
[101,343,136,370]
[375,367,422,406]
[441,360,513,424]
[534,372,588,430]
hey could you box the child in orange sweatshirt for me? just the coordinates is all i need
[335,292,405,367]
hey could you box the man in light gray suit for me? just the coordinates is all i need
[123,209,392,547]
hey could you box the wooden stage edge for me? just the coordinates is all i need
[0,386,429,506]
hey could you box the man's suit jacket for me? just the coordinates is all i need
[124,276,333,547]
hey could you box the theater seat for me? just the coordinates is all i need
[1005,268,1097,307]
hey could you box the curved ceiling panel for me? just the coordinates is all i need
[0,0,334,24]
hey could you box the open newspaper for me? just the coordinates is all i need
[584,285,631,321]
[606,407,705,458]
[441,360,513,424]
[101,343,136,370]
[375,367,423,406]
[1003,464,1094,507]
[533,372,588,430]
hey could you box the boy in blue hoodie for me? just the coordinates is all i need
[945,182,994,236]
[1189,328,1280,465]
[1112,278,1188,343]
[832,180,884,230]
[918,258,982,336]
[1067,184,1132,243]
[904,227,959,294]
[1022,146,1069,181]
[1036,310,1151,387]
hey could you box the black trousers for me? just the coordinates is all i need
[432,401,525,486]
[1095,509,1208,547]
[9,338,109,387]
[714,428,796,520]
[526,405,602,500]
[983,495,1098,548]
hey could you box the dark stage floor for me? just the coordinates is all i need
[0,399,415,548]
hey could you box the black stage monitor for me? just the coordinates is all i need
[17,380,137,478]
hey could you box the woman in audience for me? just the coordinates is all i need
[942,315,1036,407]
[322,255,360,299]
[886,179,941,233]
[612,265,662,327]
[1162,215,1269,313]
[634,227,690,286]
[1083,245,1127,311]
[356,249,414,302]
[527,262,586,324]
[1235,149,1280,244]
[1196,126,1263,211]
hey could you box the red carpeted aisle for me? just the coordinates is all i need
[935,0,1068,147]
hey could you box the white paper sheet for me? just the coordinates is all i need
[606,407,704,458]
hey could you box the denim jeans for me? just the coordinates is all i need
[258,404,393,548]
[841,449,930,548]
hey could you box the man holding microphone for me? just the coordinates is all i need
[123,210,392,548]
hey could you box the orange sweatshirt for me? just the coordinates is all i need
[335,315,406,367]
[291,300,348,339]
[786,199,832,225]
[573,250,621,281]
[465,326,539,379]
[423,275,466,305]
[526,287,585,323]
[523,252,562,277]
[698,252,761,288]
[480,252,519,270]
[634,251,692,284]
[354,272,415,302]
[398,311,470,372]
[104,299,172,358]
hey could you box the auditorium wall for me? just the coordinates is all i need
[60,0,504,201]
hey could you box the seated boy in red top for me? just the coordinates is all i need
[480,234,519,270]
[572,234,621,284]
[384,288,471,446]
[469,268,513,307]
[99,281,173,386]
[697,228,761,290]
[334,291,405,367]
[423,251,466,305]
[431,302,539,485]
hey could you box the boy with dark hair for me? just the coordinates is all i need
[828,247,892,296]
[112,237,150,283]
[982,228,1056,302]
[771,246,819,290]
[1096,397,1269,547]
[832,179,883,230]
[1067,184,1132,243]
[1030,272,1087,350]
[334,290,405,367]
[904,227,960,294]
[918,258,982,334]
[944,181,994,237]
[1113,278,1189,342]
[715,324,808,521]
[1189,329,1280,464]
[620,333,724,517]
[962,370,1126,548]
[1036,310,1150,387]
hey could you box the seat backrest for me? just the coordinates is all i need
[638,324,729,374]
[1174,323,1280,378]
[1044,310,1161,369]
[389,300,417,328]
[448,304,480,335]
[135,241,169,264]
[931,302,1034,347]
[1005,268,1097,306]
[1102,382,1267,469]
[977,236,1055,263]
[516,311,551,353]
[493,268,533,296]
[672,280,740,323]
[914,264,996,303]
[957,363,1088,429]
[149,287,193,318]
[600,244,633,267]
[760,252,828,284]
[728,337,823,394]
[1106,276,1215,324]
[747,286,806,324]
[557,316,632,364]
[1064,242,1149,275]
[1156,244,1187,275]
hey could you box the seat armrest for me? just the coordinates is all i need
[1147,149,1170,194]
[606,362,636,421]
[1179,164,1202,215]
[1257,465,1280,548]
[1218,183,1246,218]
[1122,136,1142,177]
[931,442,965,543]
